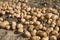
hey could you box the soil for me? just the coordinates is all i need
[0,0,60,40]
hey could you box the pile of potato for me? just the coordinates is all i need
[0,0,60,40]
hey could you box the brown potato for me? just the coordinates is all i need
[50,36,57,40]
[17,24,23,29]
[6,25,10,30]
[24,30,31,38]
[18,28,23,33]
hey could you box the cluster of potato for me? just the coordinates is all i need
[22,3,60,40]
[0,0,60,40]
